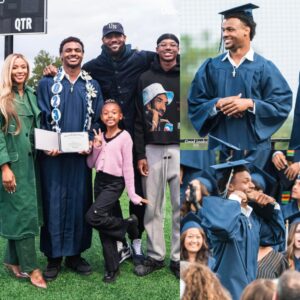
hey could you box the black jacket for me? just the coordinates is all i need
[83,45,155,135]
[134,55,179,160]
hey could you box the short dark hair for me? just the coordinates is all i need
[59,36,84,54]
[224,13,257,40]
[218,165,250,195]
[102,99,122,113]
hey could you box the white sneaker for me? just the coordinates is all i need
[118,246,131,264]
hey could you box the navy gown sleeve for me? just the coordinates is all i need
[252,60,292,141]
[259,207,285,246]
[200,196,242,241]
[188,59,221,137]
[289,73,300,149]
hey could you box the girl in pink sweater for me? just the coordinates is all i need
[86,99,148,283]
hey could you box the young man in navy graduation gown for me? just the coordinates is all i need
[188,4,292,150]
[199,160,285,300]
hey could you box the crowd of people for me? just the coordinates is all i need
[180,149,300,299]
[0,23,180,288]
[3,1,300,299]
[180,3,300,298]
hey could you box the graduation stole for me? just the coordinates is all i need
[281,150,295,205]
[50,67,97,133]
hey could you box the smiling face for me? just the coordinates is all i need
[60,41,83,69]
[222,17,250,51]
[101,102,123,128]
[11,57,28,85]
[102,32,126,56]
[183,228,203,256]
[228,170,255,205]
[156,38,179,63]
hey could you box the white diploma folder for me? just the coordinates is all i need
[34,128,89,153]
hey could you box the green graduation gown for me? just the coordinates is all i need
[0,86,41,240]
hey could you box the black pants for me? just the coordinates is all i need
[129,162,145,237]
[85,172,128,272]
[112,157,145,239]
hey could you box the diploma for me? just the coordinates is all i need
[60,132,89,152]
[34,128,89,153]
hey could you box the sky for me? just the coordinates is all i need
[1,0,299,104]
[0,0,180,70]
[181,0,300,104]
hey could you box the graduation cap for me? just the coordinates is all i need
[218,3,259,52]
[208,134,241,151]
[210,159,250,197]
[219,3,259,19]
[285,211,300,227]
[181,212,202,234]
[250,165,277,196]
[195,170,217,195]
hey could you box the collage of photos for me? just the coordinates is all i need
[180,1,300,300]
[1,0,300,299]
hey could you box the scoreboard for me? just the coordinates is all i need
[0,0,47,35]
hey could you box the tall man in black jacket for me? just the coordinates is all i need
[83,23,156,263]
[134,34,180,278]
[44,22,155,264]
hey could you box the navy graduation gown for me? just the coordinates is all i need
[281,200,299,220]
[37,75,103,257]
[200,196,285,300]
[188,53,292,150]
[290,73,300,149]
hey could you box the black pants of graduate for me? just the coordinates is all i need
[85,171,128,272]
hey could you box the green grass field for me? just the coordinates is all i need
[0,192,179,300]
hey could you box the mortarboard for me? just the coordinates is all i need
[181,212,202,234]
[210,159,250,172]
[218,3,259,53]
[195,170,217,195]
[285,211,300,226]
[219,3,259,18]
[250,165,277,196]
[210,159,250,197]
[208,134,241,151]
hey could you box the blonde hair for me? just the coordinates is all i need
[0,53,30,134]
[182,263,231,300]
[286,221,300,270]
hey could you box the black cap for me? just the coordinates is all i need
[219,3,259,18]
[102,22,124,38]
[157,33,179,45]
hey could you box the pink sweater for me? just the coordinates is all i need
[87,130,141,205]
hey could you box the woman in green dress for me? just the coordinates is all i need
[0,53,46,288]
